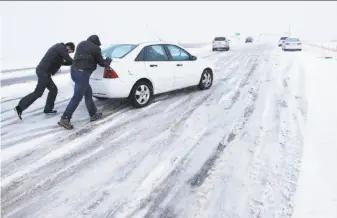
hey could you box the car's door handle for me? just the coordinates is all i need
[177,64,183,67]
[149,64,157,67]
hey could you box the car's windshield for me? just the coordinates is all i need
[280,37,288,40]
[286,38,299,42]
[214,37,226,41]
[102,44,137,58]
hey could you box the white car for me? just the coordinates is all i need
[212,37,230,51]
[90,41,214,108]
[282,37,302,51]
[278,36,288,46]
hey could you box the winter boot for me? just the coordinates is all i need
[90,112,103,122]
[14,106,22,120]
[58,118,74,130]
[44,109,57,114]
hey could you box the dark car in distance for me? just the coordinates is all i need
[245,37,253,43]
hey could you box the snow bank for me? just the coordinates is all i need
[292,50,337,218]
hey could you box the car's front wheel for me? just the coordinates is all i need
[129,80,154,108]
[198,68,213,90]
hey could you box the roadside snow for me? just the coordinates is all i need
[292,51,337,218]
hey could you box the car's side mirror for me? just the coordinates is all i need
[190,55,197,61]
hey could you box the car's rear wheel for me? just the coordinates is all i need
[129,80,153,108]
[198,68,213,90]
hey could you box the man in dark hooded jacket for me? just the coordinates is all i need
[58,35,112,130]
[15,42,75,120]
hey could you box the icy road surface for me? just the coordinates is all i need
[1,41,336,218]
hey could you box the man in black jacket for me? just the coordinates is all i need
[58,35,111,130]
[15,42,75,120]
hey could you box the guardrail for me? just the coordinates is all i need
[1,67,36,73]
[305,41,337,52]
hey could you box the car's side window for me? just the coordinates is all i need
[144,45,169,61]
[166,45,190,61]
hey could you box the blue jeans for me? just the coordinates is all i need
[62,68,97,119]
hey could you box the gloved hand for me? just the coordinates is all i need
[104,57,112,67]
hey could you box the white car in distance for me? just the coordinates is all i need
[90,41,214,108]
[212,37,230,51]
[282,37,302,51]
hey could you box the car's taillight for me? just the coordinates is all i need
[286,43,290,45]
[103,67,119,79]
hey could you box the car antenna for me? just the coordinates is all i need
[145,24,162,41]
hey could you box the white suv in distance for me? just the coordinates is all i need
[212,37,230,51]
[282,37,302,51]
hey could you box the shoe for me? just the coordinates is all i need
[90,112,103,122]
[44,109,57,114]
[15,106,22,120]
[58,118,74,130]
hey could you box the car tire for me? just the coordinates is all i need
[94,96,108,100]
[298,49,302,51]
[129,80,154,108]
[198,68,213,90]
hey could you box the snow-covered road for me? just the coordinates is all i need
[1,41,336,218]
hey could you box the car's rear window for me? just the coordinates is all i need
[214,37,226,41]
[286,38,299,42]
[280,37,288,40]
[102,44,137,58]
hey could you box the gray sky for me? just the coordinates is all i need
[1,1,337,68]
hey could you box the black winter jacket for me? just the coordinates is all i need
[36,43,73,75]
[71,35,110,72]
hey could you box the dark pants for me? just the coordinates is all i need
[62,68,97,119]
[18,70,58,111]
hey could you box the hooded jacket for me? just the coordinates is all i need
[71,35,109,72]
[36,43,73,75]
